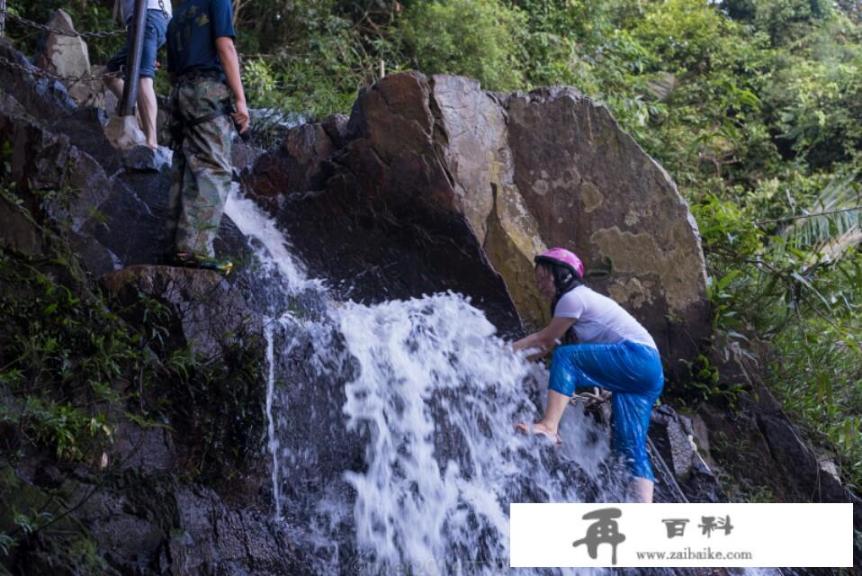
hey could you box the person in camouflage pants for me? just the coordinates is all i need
[165,0,249,273]
[166,77,234,259]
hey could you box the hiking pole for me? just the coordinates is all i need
[118,0,147,117]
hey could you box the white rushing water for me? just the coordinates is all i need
[337,295,622,575]
[225,186,321,294]
[263,320,281,520]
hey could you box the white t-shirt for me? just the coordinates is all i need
[121,0,173,22]
[554,285,657,349]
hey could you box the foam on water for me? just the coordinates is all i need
[335,294,620,574]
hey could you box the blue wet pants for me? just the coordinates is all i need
[548,340,664,481]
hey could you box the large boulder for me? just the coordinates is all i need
[503,86,709,356]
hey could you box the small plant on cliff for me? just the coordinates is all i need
[158,338,267,483]
[0,250,132,461]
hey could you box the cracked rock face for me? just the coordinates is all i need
[253,72,710,373]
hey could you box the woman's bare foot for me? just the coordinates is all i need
[514,421,561,444]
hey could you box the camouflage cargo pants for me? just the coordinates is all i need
[166,77,234,258]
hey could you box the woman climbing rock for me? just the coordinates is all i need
[514,247,664,503]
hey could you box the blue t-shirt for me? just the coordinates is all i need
[166,0,235,77]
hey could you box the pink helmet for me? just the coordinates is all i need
[534,247,585,279]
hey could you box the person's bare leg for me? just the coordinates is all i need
[630,477,654,503]
[104,75,124,105]
[137,77,158,149]
[515,389,570,440]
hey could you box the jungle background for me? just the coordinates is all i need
[5,0,861,496]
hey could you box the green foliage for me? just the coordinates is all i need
[398,0,528,90]
[0,178,268,490]
[768,254,862,488]
[710,430,778,503]
[780,171,861,256]
[102,286,268,482]
[695,179,861,485]
[679,353,744,407]
[271,17,377,117]
[694,194,765,262]
[1,397,112,461]
[240,11,385,117]
[633,0,735,71]
[165,339,267,481]
[0,245,140,461]
[754,0,833,45]
[763,21,862,167]
[0,466,109,574]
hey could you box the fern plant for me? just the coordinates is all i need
[780,170,861,263]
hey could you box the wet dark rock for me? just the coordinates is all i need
[265,314,366,526]
[249,72,523,336]
[651,404,698,480]
[232,138,264,174]
[0,195,45,257]
[754,383,861,509]
[110,421,176,472]
[122,144,173,173]
[0,74,246,274]
[321,113,349,148]
[35,470,315,576]
[101,265,262,360]
[650,404,725,503]
[0,40,77,122]
[696,343,862,567]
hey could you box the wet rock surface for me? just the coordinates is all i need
[247,72,524,336]
[101,265,262,360]
[9,459,313,576]
[650,404,725,503]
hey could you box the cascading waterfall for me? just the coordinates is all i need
[225,186,785,576]
[224,185,624,573]
[337,295,622,575]
[224,187,319,293]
